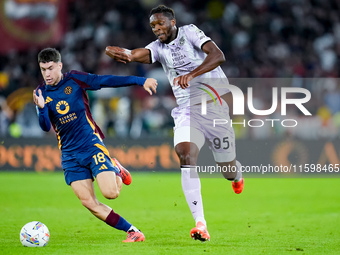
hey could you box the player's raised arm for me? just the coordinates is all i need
[33,89,45,109]
[105,46,151,64]
[174,41,226,89]
[33,89,51,132]
[198,41,226,76]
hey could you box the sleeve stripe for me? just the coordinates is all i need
[147,48,152,64]
[200,40,212,50]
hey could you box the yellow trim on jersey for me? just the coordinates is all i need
[94,143,117,168]
[94,143,111,158]
[55,127,62,150]
[85,112,102,142]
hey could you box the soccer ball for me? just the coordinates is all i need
[20,221,50,247]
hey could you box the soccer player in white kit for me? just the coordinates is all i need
[106,5,244,242]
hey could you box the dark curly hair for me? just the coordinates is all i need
[38,48,61,63]
[149,5,175,20]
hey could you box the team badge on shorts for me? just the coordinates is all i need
[64,86,72,95]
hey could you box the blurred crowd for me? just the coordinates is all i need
[1,0,340,140]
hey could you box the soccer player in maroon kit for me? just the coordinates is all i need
[33,47,158,242]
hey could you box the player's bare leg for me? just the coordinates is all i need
[219,93,245,193]
[71,175,144,242]
[218,160,244,194]
[96,171,122,199]
[71,178,113,220]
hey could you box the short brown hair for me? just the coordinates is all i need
[38,48,61,63]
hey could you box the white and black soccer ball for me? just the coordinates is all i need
[20,221,50,247]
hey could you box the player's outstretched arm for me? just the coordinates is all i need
[143,78,158,95]
[105,46,151,64]
[174,41,225,89]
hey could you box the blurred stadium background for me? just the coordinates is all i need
[0,0,340,172]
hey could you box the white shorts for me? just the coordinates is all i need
[171,101,236,163]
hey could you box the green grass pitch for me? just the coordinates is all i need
[0,172,339,254]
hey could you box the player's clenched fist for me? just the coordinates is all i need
[143,78,158,95]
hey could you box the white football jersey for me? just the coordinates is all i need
[146,24,229,106]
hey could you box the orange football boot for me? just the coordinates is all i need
[123,230,145,243]
[113,158,132,185]
[232,177,244,194]
[190,221,210,242]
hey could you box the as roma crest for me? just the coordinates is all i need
[64,86,72,95]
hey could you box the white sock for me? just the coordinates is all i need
[234,160,243,182]
[127,225,139,232]
[181,167,206,226]
[195,216,206,226]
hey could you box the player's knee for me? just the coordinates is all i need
[175,145,198,165]
[177,153,196,165]
[102,189,120,200]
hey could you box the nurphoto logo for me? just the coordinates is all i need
[200,82,312,128]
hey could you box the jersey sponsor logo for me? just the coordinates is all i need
[64,86,73,95]
[59,112,77,124]
[99,164,108,170]
[56,100,70,115]
[171,48,187,67]
[45,96,53,104]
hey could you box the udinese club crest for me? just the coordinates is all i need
[179,36,185,46]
